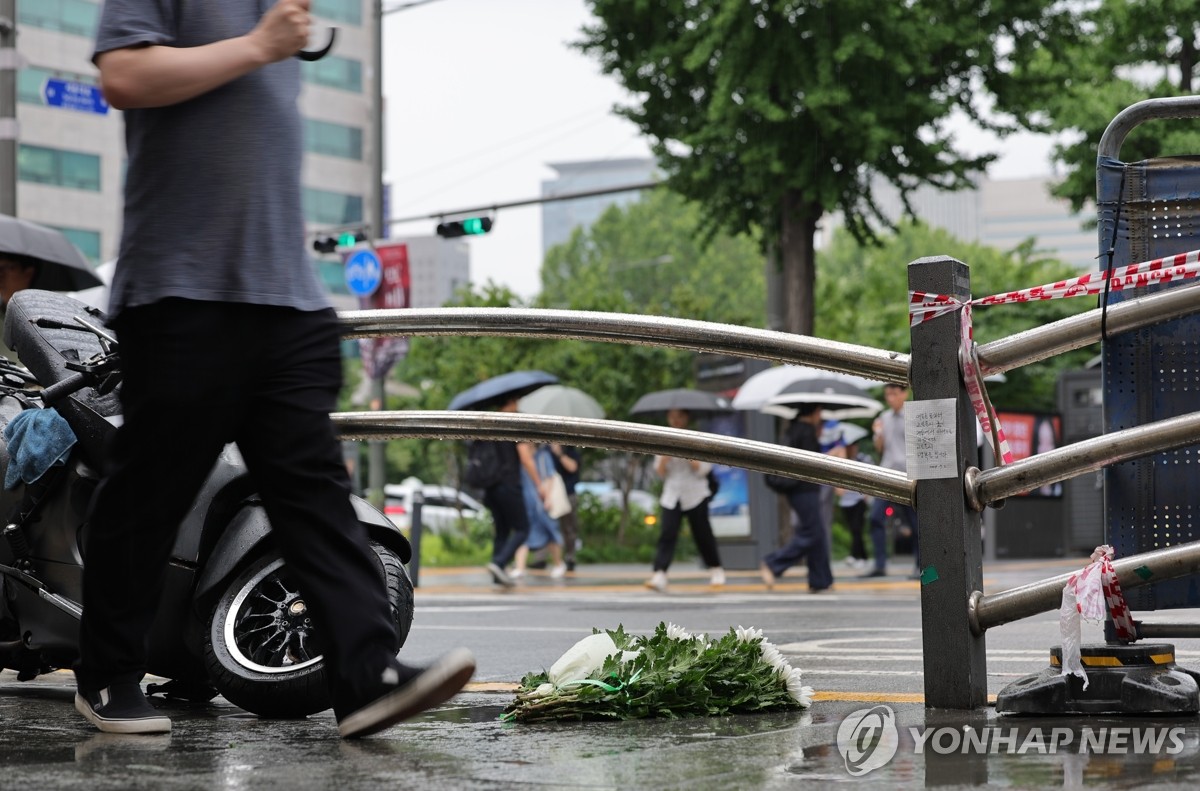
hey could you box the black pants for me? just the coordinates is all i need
[76,301,398,705]
[484,479,528,567]
[653,500,722,572]
[842,500,867,560]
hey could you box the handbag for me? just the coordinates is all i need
[544,473,573,519]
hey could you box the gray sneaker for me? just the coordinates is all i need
[75,683,172,734]
[486,562,515,588]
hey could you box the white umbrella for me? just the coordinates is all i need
[731,365,880,411]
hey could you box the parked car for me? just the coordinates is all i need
[383,477,488,534]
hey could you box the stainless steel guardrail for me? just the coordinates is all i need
[965,409,1200,510]
[969,539,1200,634]
[339,307,910,384]
[332,411,914,504]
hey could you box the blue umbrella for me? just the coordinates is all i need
[448,370,559,411]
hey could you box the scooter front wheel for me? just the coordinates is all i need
[202,540,414,719]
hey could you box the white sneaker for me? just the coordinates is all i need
[644,570,668,592]
[510,568,525,580]
[709,568,726,586]
[549,563,567,579]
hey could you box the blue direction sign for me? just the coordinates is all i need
[344,248,382,297]
[43,79,110,115]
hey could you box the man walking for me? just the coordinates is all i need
[76,0,474,737]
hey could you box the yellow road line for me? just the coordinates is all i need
[813,691,999,704]
[466,685,1000,706]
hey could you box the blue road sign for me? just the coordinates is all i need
[344,248,382,297]
[43,79,109,115]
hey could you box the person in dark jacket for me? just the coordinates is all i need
[759,403,834,592]
[478,398,531,588]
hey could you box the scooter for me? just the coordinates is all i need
[0,289,414,718]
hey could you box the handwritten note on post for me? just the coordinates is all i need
[905,399,958,480]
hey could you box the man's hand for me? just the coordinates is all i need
[251,0,312,63]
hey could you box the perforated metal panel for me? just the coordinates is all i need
[1098,156,1200,611]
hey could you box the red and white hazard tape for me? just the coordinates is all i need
[906,248,1200,466]
[1060,546,1136,688]
[1098,550,1136,642]
[909,248,1200,326]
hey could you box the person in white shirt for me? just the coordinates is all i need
[644,409,725,592]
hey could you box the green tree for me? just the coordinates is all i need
[578,0,1061,336]
[817,220,1095,411]
[541,189,765,328]
[997,1,1200,211]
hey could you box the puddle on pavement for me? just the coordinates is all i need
[420,703,508,724]
[789,707,1200,787]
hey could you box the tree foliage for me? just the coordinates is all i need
[540,188,765,327]
[816,220,1096,411]
[578,0,1064,334]
[394,191,766,486]
[997,1,1200,211]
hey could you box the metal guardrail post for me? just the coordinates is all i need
[409,492,423,588]
[909,256,988,710]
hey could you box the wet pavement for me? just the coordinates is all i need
[5,559,1200,789]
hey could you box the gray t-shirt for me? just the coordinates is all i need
[94,0,330,318]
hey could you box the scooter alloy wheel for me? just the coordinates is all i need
[203,541,414,719]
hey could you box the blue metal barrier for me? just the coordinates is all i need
[1097,97,1200,612]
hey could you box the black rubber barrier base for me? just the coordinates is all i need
[996,643,1200,715]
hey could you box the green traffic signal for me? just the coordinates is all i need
[436,216,494,238]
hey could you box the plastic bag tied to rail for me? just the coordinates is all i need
[528,633,642,698]
[1059,545,1136,689]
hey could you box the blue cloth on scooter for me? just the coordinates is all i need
[3,407,78,489]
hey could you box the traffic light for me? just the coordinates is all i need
[436,216,493,238]
[312,229,368,254]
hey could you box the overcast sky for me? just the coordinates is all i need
[380,0,1056,300]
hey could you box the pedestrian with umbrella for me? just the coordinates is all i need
[0,216,105,361]
[758,402,835,593]
[518,385,602,574]
[453,371,558,588]
[630,389,727,592]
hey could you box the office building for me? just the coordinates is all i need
[15,0,380,273]
[821,175,1097,271]
[540,158,658,254]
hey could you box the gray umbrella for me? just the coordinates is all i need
[629,388,731,416]
[518,385,605,419]
[0,215,103,291]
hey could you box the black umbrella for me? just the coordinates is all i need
[0,215,103,291]
[766,378,882,414]
[629,388,731,416]
[448,370,559,411]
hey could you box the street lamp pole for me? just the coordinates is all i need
[366,0,386,508]
[364,0,446,507]
[0,0,17,216]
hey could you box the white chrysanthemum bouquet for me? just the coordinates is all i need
[501,622,814,722]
